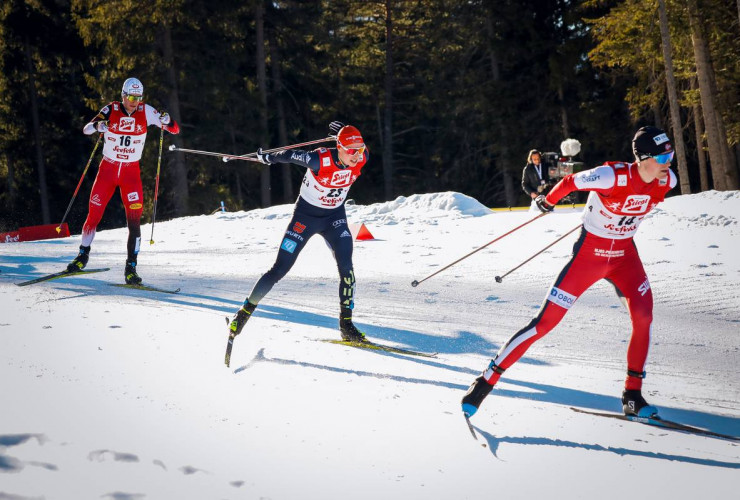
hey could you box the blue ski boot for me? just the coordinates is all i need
[622,389,658,418]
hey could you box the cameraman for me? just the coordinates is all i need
[522,149,550,200]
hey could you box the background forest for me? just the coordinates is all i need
[1,0,739,232]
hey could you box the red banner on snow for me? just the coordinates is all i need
[0,223,70,243]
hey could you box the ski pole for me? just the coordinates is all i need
[149,127,164,245]
[410,211,549,287]
[221,136,336,162]
[168,136,336,163]
[56,134,103,234]
[494,224,582,283]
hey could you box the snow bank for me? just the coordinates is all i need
[348,191,491,225]
[647,190,739,232]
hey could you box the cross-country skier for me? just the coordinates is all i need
[462,126,677,419]
[227,122,370,341]
[66,77,179,284]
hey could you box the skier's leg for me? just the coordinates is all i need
[230,212,318,337]
[321,213,362,340]
[607,245,657,416]
[463,230,604,416]
[119,163,144,261]
[246,213,317,306]
[68,161,116,271]
[119,163,144,284]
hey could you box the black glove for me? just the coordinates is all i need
[255,147,272,165]
[535,195,554,213]
[329,121,345,136]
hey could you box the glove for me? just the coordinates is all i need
[535,195,554,213]
[329,121,345,136]
[255,147,272,164]
[159,111,171,125]
[95,121,108,133]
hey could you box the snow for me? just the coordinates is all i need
[1,190,739,500]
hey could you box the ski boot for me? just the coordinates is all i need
[461,376,494,417]
[622,389,658,418]
[124,260,142,285]
[229,302,257,337]
[66,245,91,272]
[339,317,367,342]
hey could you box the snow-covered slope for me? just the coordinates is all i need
[1,191,738,499]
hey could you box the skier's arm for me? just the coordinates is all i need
[83,104,113,135]
[263,149,322,173]
[545,165,616,205]
[145,104,180,134]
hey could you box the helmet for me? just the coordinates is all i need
[337,125,364,147]
[632,126,672,161]
[121,77,144,98]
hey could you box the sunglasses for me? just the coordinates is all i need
[338,143,365,156]
[124,94,143,103]
[651,151,674,164]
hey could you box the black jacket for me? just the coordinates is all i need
[522,162,550,196]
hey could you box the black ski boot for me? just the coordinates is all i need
[66,245,91,272]
[622,389,658,418]
[339,318,367,342]
[229,302,257,337]
[124,260,142,285]
[461,376,494,417]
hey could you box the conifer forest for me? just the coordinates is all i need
[1,0,739,231]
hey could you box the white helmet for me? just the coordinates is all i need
[121,77,144,98]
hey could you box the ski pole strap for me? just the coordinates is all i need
[627,369,646,379]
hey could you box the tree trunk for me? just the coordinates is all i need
[686,0,736,190]
[24,36,50,224]
[256,1,271,207]
[4,153,15,209]
[657,0,690,194]
[382,0,394,200]
[557,82,570,139]
[690,78,709,191]
[161,24,189,216]
[269,33,293,203]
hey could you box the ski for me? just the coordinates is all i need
[570,406,740,442]
[224,317,236,368]
[16,268,110,287]
[464,414,479,440]
[109,283,180,294]
[322,339,438,358]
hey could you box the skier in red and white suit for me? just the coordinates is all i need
[66,77,179,285]
[463,126,677,419]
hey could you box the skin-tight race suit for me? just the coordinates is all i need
[483,161,677,391]
[82,102,179,259]
[246,147,368,310]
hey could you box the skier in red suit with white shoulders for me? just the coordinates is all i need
[66,77,180,284]
[462,126,677,419]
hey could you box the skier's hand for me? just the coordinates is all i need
[255,147,272,164]
[329,120,345,136]
[535,195,554,213]
[159,111,171,125]
[95,121,108,133]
